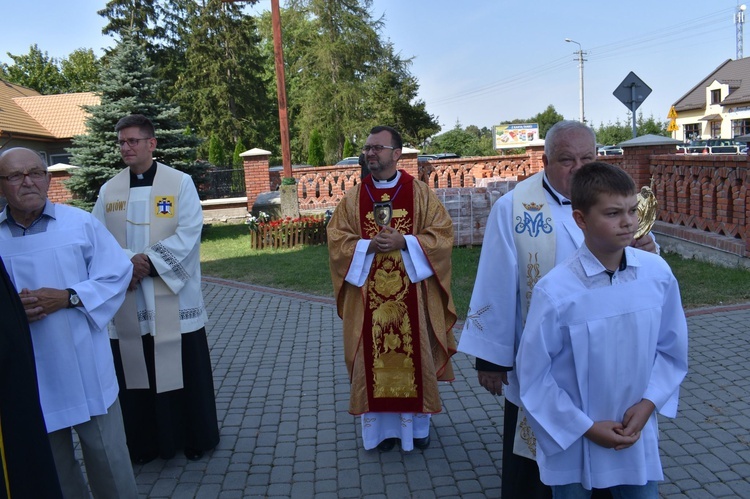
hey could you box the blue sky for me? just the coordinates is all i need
[1,0,745,132]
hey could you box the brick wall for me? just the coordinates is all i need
[43,146,750,259]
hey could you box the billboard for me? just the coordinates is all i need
[493,123,539,149]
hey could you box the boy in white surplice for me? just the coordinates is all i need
[516,162,688,499]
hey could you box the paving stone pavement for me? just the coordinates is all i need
[128,277,750,498]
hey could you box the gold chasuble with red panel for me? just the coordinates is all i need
[359,174,422,412]
[328,171,457,416]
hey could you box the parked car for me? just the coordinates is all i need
[684,139,744,154]
[432,152,461,159]
[597,145,623,156]
[418,155,438,162]
[335,156,360,165]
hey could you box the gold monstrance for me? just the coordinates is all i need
[373,202,392,227]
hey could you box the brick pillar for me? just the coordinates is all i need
[527,143,545,176]
[48,165,76,204]
[620,144,675,189]
[399,149,419,179]
[240,148,272,212]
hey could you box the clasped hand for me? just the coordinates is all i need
[19,287,70,323]
[369,227,406,254]
[129,253,152,291]
[478,370,508,396]
[584,399,656,451]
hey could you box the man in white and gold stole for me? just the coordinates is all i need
[0,148,136,498]
[92,114,219,463]
[328,126,457,452]
[458,121,659,499]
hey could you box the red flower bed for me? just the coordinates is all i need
[248,215,328,249]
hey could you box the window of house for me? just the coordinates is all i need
[684,123,700,141]
[711,89,721,104]
[710,121,721,138]
[49,153,72,165]
[732,119,750,137]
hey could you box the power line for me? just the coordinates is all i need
[426,7,736,109]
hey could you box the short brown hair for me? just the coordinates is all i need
[115,114,155,137]
[571,161,636,213]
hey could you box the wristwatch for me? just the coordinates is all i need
[66,288,80,308]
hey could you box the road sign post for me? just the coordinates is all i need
[613,72,652,138]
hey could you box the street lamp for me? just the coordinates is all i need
[565,38,586,123]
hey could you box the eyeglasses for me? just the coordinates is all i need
[362,145,395,153]
[117,137,153,148]
[0,170,48,185]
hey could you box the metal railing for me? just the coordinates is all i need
[199,168,246,199]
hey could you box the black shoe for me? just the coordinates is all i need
[132,452,158,465]
[413,435,430,449]
[184,448,204,461]
[376,438,397,451]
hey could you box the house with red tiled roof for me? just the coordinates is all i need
[0,79,98,164]
[672,58,750,142]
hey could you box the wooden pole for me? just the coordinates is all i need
[271,0,292,179]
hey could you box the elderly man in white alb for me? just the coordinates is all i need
[0,147,137,498]
[92,114,219,464]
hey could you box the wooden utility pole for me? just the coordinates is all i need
[270,0,292,179]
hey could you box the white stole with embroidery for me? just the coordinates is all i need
[103,163,184,393]
[511,171,557,460]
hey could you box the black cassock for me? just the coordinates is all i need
[0,256,62,498]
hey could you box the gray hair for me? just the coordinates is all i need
[544,120,596,158]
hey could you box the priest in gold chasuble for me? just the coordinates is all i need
[328,126,456,452]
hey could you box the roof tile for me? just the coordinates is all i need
[0,79,99,139]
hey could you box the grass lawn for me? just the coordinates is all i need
[201,223,750,318]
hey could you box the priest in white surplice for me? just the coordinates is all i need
[92,114,219,463]
[0,147,137,498]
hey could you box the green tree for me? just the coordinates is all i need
[308,129,325,166]
[363,42,440,148]
[66,35,201,209]
[99,0,163,45]
[208,134,227,166]
[427,122,494,157]
[595,118,632,146]
[529,104,564,138]
[636,113,668,136]
[60,49,101,92]
[0,44,65,94]
[595,113,668,145]
[342,137,355,158]
[259,2,437,163]
[232,138,246,167]
[175,0,272,158]
[284,0,383,163]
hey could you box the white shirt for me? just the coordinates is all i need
[0,204,132,431]
[516,245,688,489]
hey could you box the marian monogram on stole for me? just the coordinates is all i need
[515,202,552,305]
[360,183,421,410]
